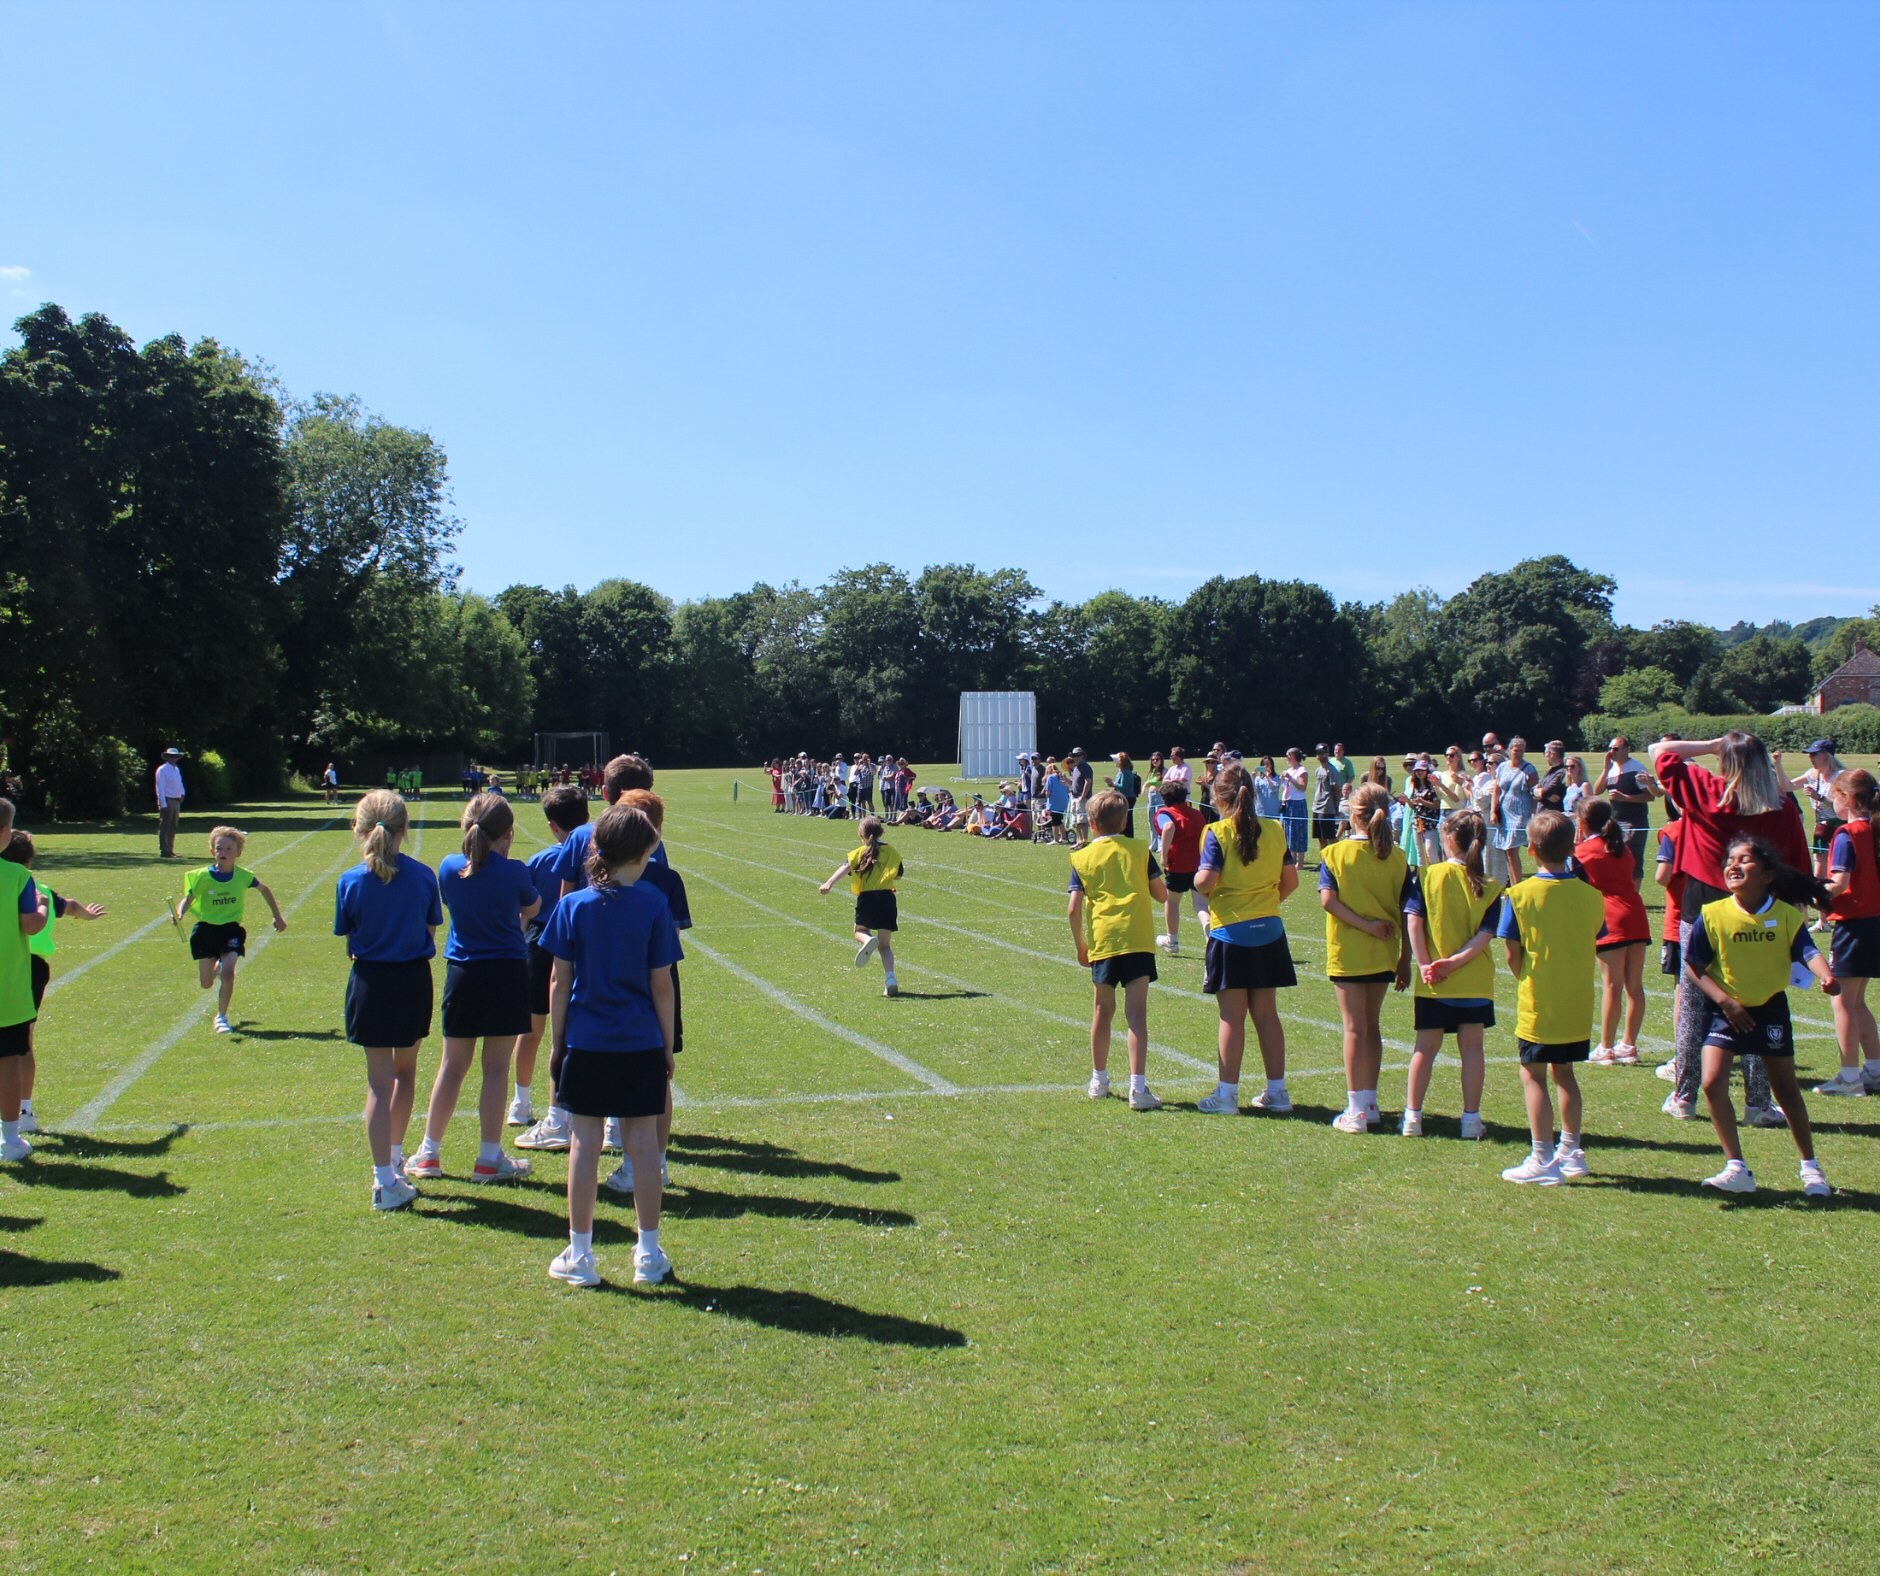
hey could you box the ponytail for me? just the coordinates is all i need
[1727,832,1831,909]
[353,788,407,882]
[856,815,884,875]
[1578,796,1625,859]
[1833,768,1878,821]
[1214,762,1261,863]
[460,792,514,877]
[587,803,659,887]
[1443,807,1488,899]
[1349,782,1393,859]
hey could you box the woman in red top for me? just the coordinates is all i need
[1816,768,1880,1096]
[1651,732,1807,1122]
[1577,798,1651,1064]
[767,760,785,812]
[1151,783,1210,957]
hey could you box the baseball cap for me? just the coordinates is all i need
[1315,742,1330,754]
[1070,746,1085,756]
[1806,738,1836,755]
[1414,757,1433,772]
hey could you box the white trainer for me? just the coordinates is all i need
[1330,1110,1369,1135]
[1086,1073,1110,1100]
[1662,1093,1696,1120]
[514,1114,570,1151]
[1814,1075,1866,1098]
[604,1117,624,1152]
[1745,1105,1789,1129]
[549,1246,600,1287]
[1400,1111,1423,1137]
[1363,1106,1382,1126]
[1501,1153,1563,1186]
[1195,1088,1239,1115]
[602,1159,635,1195]
[854,936,879,968]
[1588,1044,1619,1066]
[1458,1112,1486,1141]
[372,1176,419,1212]
[506,1096,534,1126]
[1556,1146,1589,1179]
[0,1133,33,1163]
[632,1244,672,1284]
[470,1152,531,1184]
[1154,934,1179,956]
[1248,1088,1292,1114]
[1800,1162,1831,1198]
[1655,1059,1678,1082]
[1613,1043,1641,1066]
[1127,1085,1163,1112]
[213,1013,232,1035]
[883,977,899,998]
[1702,1163,1756,1194]
[1864,1066,1880,1092]
[17,1107,38,1135]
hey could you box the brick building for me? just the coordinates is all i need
[1808,641,1880,713]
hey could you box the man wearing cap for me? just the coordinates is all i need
[154,747,186,859]
[1600,735,1661,885]
[1066,747,1094,849]
[1311,743,1342,853]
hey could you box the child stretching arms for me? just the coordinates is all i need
[1,829,106,1135]
[542,805,681,1286]
[1686,834,1837,1196]
[819,815,903,997]
[174,826,286,1034]
[1814,769,1880,1097]
[1319,783,1410,1132]
[1067,790,1167,1108]
[1401,809,1501,1139]
[1496,811,1606,1185]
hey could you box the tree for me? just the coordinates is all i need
[1073,591,1170,749]
[818,564,919,745]
[1685,634,1813,713]
[665,598,753,763]
[910,565,1041,751]
[1620,621,1717,688]
[495,583,590,730]
[581,579,674,755]
[739,582,829,755]
[1598,665,1683,714]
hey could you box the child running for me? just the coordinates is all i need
[407,793,538,1183]
[542,804,682,1287]
[1401,808,1501,1139]
[0,799,49,1163]
[510,785,590,1132]
[1496,810,1607,1185]
[1151,782,1210,958]
[1577,797,1652,1066]
[1815,769,1880,1097]
[819,816,903,997]
[1066,790,1167,1108]
[1,831,105,1136]
[333,790,441,1212]
[1191,761,1298,1115]
[1319,782,1410,1132]
[173,825,286,1034]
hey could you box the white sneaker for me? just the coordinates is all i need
[1556,1146,1589,1179]
[1154,934,1179,956]
[1864,1066,1880,1092]
[0,1133,33,1163]
[17,1107,37,1135]
[883,977,899,998]
[1814,1075,1866,1097]
[549,1246,600,1287]
[1801,1162,1831,1198]
[854,936,878,968]
[470,1151,531,1184]
[1613,1043,1640,1066]
[1459,1112,1486,1141]
[1400,1111,1423,1138]
[1702,1163,1756,1194]
[1662,1093,1696,1120]
[1589,1044,1619,1066]
[1248,1088,1292,1114]
[506,1096,534,1126]
[602,1159,635,1194]
[514,1114,570,1151]
[1655,1059,1678,1082]
[1195,1088,1239,1115]
[604,1117,624,1152]
[372,1176,419,1212]
[213,1013,232,1035]
[1501,1153,1563,1186]
[632,1245,672,1284]
[1127,1085,1163,1112]
[1086,1073,1110,1100]
[1363,1106,1382,1126]
[1745,1104,1789,1129]
[1330,1110,1369,1135]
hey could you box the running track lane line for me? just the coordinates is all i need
[684,936,960,1095]
[66,834,366,1131]
[46,814,345,998]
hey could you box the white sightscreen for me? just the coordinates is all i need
[957,691,1038,781]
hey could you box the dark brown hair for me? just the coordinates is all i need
[586,804,660,887]
[1725,832,1831,909]
[1832,767,1878,820]
[1576,795,1625,859]
[540,784,590,833]
[856,814,885,874]
[460,792,515,877]
[1211,762,1262,864]
[1440,808,1489,898]
[0,828,33,867]
[603,753,654,801]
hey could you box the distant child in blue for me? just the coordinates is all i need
[543,804,682,1288]
[334,789,441,1212]
[408,793,539,1185]
[508,784,590,1137]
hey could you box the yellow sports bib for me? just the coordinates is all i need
[1322,838,1407,978]
[1411,862,1503,1001]
[1069,835,1158,961]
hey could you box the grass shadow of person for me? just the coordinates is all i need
[1471,1118,1720,1156]
[659,1183,914,1230]
[887,990,988,1001]
[413,1188,639,1246]
[1587,1171,1880,1212]
[667,1135,899,1185]
[0,1214,42,1233]
[0,1248,122,1287]
[33,1126,187,1159]
[603,1278,966,1348]
[228,1028,345,1043]
[5,1163,184,1199]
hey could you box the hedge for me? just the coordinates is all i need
[1579,705,1880,756]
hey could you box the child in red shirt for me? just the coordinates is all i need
[1577,798,1651,1065]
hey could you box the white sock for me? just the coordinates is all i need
[477,1140,501,1164]
[1217,1082,1239,1101]
[1,1120,17,1143]
[1864,1059,1880,1077]
[416,1136,441,1159]
[1128,1074,1148,1095]
[516,1084,533,1104]
[1532,1140,1555,1164]
[1266,1079,1286,1097]
[570,1229,592,1256]
[1722,1157,1748,1174]
[1345,1093,1365,1116]
[1404,1106,1422,1121]
[391,1144,405,1166]
[1840,1067,1863,1084]
[638,1227,660,1255]
[1090,1067,1109,1085]
[373,1164,397,1188]
[1561,1130,1581,1152]
[1360,1088,1379,1109]
[18,1099,31,1115]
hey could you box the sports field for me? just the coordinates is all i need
[6,768,1879,1572]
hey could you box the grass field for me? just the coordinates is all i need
[5,766,1880,1573]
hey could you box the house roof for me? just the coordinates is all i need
[1810,642,1880,694]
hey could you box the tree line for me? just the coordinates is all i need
[0,302,1857,817]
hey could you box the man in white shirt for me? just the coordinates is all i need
[154,748,186,858]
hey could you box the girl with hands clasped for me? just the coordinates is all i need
[1319,783,1411,1133]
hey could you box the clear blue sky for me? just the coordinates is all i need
[5,1,1875,628]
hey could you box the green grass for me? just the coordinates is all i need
[5,767,1879,1573]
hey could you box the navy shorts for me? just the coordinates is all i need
[1090,951,1157,987]
[1203,935,1297,994]
[0,1019,32,1057]
[1704,993,1794,1059]
[441,957,532,1040]
[30,955,49,1011]
[1164,871,1196,894]
[189,921,246,961]
[1518,1038,1590,1065]
[1329,971,1396,987]
[345,958,435,1048]
[1660,939,1682,977]
[558,1046,668,1120]
[854,889,898,932]
[1830,914,1880,980]
[527,938,554,1017]
[1414,997,1495,1034]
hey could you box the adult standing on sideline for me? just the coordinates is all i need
[1109,753,1143,839]
[154,747,186,859]
[1601,735,1660,886]
[1534,740,1571,815]
[1330,742,1357,803]
[1067,747,1094,849]
[1489,736,1538,884]
[1162,747,1193,797]
[1652,731,1810,1128]
[1311,744,1342,854]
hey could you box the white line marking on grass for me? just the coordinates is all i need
[66,836,364,1132]
[46,815,344,997]
[685,936,960,1095]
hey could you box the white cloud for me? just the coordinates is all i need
[0,265,29,284]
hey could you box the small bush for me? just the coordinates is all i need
[192,749,234,806]
[24,704,146,819]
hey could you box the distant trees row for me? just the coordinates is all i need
[0,302,1851,816]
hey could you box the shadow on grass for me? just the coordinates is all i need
[887,989,988,1001]
[668,1132,899,1185]
[1472,1118,1721,1156]
[78,811,332,839]
[663,1183,914,1229]
[36,1127,186,1159]
[414,1188,639,1245]
[0,1248,122,1287]
[611,1278,967,1347]
[4,1163,185,1199]
[229,1027,345,1043]
[0,1215,42,1233]
[1589,1172,1880,1211]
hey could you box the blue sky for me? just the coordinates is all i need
[4,1,1876,627]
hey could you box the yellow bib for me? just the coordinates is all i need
[1697,895,1803,1009]
[1411,862,1503,1001]
[1504,874,1605,1043]
[1322,838,1407,978]
[846,842,903,895]
[1202,818,1289,929]
[1069,835,1158,961]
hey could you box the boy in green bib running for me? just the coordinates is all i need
[0,799,50,1162]
[1,829,105,1135]
[174,825,286,1035]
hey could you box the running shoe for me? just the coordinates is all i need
[1702,1163,1756,1194]
[1400,1111,1423,1138]
[602,1159,634,1195]
[1865,1066,1880,1092]
[1154,934,1180,956]
[1247,1088,1292,1114]
[1744,1105,1789,1129]
[1655,1060,1678,1082]
[372,1176,419,1212]
[854,936,879,968]
[213,1013,232,1035]
[1086,1073,1110,1100]
[1330,1110,1369,1135]
[1458,1112,1486,1141]
[1556,1146,1589,1179]
[1195,1088,1239,1115]
[549,1246,601,1288]
[514,1115,571,1152]
[17,1107,37,1135]
[883,977,899,998]
[470,1152,531,1184]
[1127,1085,1163,1112]
[1500,1153,1563,1186]
[404,1152,443,1181]
[1613,1043,1641,1066]
[632,1245,672,1285]
[1661,1094,1696,1121]
[1814,1075,1866,1097]
[0,1133,33,1164]
[506,1097,534,1126]
[1588,1045,1619,1066]
[1801,1162,1831,1198]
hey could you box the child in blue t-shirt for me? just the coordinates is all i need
[408,794,539,1185]
[334,789,442,1211]
[541,804,682,1288]
[509,785,590,1139]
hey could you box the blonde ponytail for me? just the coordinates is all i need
[353,789,407,882]
[1443,807,1488,898]
[856,815,884,875]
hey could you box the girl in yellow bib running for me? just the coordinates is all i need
[819,816,904,997]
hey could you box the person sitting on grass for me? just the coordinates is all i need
[1068,790,1167,1110]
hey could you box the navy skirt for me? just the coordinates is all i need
[441,957,532,1039]
[346,958,434,1048]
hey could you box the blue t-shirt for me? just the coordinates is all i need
[16,875,37,917]
[547,821,668,890]
[525,845,566,941]
[435,851,540,962]
[1045,775,1070,813]
[1495,869,1576,941]
[334,855,442,963]
[639,861,693,931]
[540,882,684,1053]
